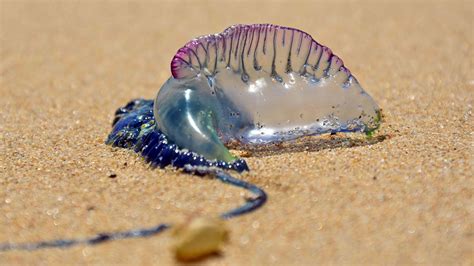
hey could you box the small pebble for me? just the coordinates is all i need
[172,216,229,261]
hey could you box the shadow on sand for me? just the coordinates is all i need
[232,134,387,158]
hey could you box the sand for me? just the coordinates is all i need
[0,0,472,265]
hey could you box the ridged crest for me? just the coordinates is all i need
[171,24,351,84]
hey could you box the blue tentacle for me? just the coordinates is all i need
[0,99,266,251]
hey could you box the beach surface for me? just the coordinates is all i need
[1,1,472,264]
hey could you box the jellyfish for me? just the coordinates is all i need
[108,24,381,170]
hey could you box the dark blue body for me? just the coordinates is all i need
[106,99,249,172]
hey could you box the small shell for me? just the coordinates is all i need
[171,216,229,261]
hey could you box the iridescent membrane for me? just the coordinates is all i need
[156,24,381,163]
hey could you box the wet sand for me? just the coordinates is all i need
[1,1,472,265]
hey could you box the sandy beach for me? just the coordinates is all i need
[1,1,472,264]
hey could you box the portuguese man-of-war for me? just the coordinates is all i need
[0,24,380,252]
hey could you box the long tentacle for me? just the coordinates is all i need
[183,166,267,219]
[0,169,266,251]
[0,224,170,251]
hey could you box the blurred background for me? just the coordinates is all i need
[1,0,472,265]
